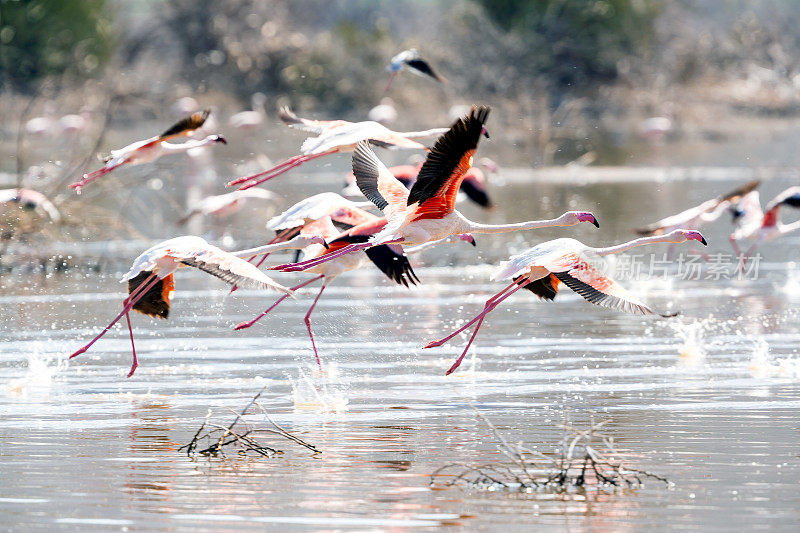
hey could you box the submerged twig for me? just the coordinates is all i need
[431,412,671,493]
[178,387,320,458]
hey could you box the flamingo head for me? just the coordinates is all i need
[210,135,227,144]
[296,235,328,248]
[669,229,707,245]
[477,157,499,173]
[563,211,600,228]
[457,233,477,246]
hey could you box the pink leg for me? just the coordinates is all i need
[445,316,485,375]
[273,239,403,272]
[738,243,758,271]
[384,71,398,93]
[233,275,324,330]
[68,163,122,191]
[70,273,160,360]
[304,284,327,368]
[124,310,138,378]
[226,155,303,187]
[424,281,521,348]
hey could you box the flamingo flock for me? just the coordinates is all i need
[48,46,800,379]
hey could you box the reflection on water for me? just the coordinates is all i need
[2,174,800,530]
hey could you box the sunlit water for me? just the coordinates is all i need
[2,174,800,530]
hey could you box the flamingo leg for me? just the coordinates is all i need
[303,283,327,368]
[68,163,123,191]
[226,155,304,187]
[70,272,160,360]
[384,71,398,93]
[423,280,522,349]
[273,238,403,272]
[228,150,337,190]
[738,243,759,271]
[445,316,485,375]
[233,275,324,330]
[124,310,138,378]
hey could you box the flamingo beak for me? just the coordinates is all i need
[577,213,600,228]
[322,240,330,250]
[215,135,228,144]
[686,231,707,245]
[458,234,476,246]
[481,126,490,139]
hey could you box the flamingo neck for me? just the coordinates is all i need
[231,237,309,257]
[591,235,676,256]
[779,219,800,235]
[160,137,217,153]
[465,217,567,234]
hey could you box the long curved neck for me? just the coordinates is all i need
[231,236,308,257]
[397,127,449,139]
[160,137,217,153]
[465,217,568,234]
[780,219,800,235]
[591,234,676,256]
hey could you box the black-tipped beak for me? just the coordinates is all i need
[700,236,707,246]
[482,126,490,139]
[592,217,600,228]
[470,237,477,247]
[216,135,228,144]
[322,240,330,250]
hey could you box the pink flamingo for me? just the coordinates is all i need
[179,189,279,225]
[385,48,446,92]
[424,229,706,374]
[729,186,800,265]
[68,234,323,377]
[235,199,419,367]
[69,110,226,191]
[273,106,599,274]
[226,106,448,190]
[343,156,499,209]
[0,188,61,222]
[634,180,759,258]
[228,93,267,131]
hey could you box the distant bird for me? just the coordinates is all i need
[0,188,61,222]
[386,48,446,91]
[235,195,419,366]
[729,187,800,263]
[171,96,199,118]
[68,234,324,377]
[226,106,448,190]
[344,156,499,209]
[424,229,706,374]
[273,106,599,274]
[69,110,226,191]
[634,180,759,257]
[58,109,92,136]
[639,116,672,140]
[24,103,56,138]
[228,93,267,131]
[367,97,398,125]
[179,189,279,225]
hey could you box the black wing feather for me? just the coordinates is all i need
[128,271,170,319]
[364,245,419,287]
[160,109,210,138]
[407,105,490,206]
[352,142,389,211]
[553,272,670,316]
[459,178,492,208]
[516,275,558,301]
[406,58,444,82]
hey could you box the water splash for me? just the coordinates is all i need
[749,338,800,379]
[5,352,66,398]
[291,363,349,414]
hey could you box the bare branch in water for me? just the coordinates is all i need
[178,387,320,458]
[431,412,671,493]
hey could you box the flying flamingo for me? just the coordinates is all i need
[272,105,599,274]
[0,188,61,222]
[69,110,226,191]
[234,198,420,367]
[729,186,800,265]
[68,234,324,377]
[226,106,448,190]
[634,180,759,258]
[385,48,446,92]
[228,93,267,131]
[424,229,707,374]
[178,189,279,225]
[343,156,499,209]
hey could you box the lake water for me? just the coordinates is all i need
[2,170,800,531]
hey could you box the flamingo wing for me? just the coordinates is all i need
[128,272,175,319]
[158,109,210,141]
[516,273,561,300]
[765,186,800,213]
[406,57,446,83]
[554,259,668,316]
[459,170,493,208]
[407,105,490,220]
[322,230,418,287]
[352,142,410,224]
[278,106,347,135]
[267,192,375,231]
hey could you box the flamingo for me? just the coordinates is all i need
[178,189,279,226]
[226,106,448,190]
[273,105,599,274]
[729,186,800,264]
[367,97,398,125]
[634,180,759,258]
[69,110,226,191]
[228,93,267,130]
[67,234,324,377]
[385,48,446,92]
[0,188,61,222]
[424,229,707,374]
[234,198,420,367]
[343,156,499,209]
